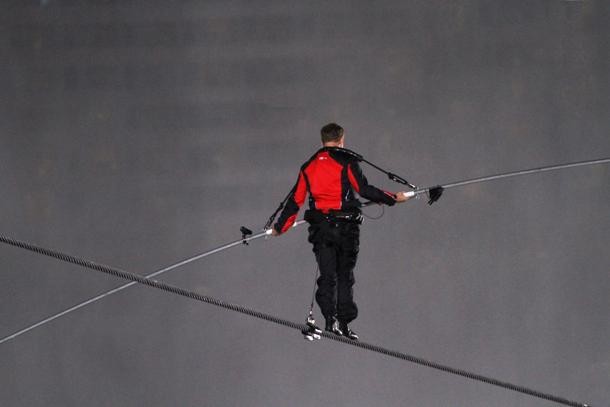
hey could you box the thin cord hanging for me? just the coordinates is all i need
[361,203,385,220]
[307,266,319,315]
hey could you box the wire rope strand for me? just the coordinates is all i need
[0,234,591,407]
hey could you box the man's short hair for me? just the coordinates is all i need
[321,123,344,143]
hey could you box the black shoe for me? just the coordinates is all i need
[339,321,359,341]
[325,317,343,336]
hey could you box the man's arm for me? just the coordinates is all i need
[272,171,308,235]
[347,161,400,205]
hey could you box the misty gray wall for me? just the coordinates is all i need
[1,1,609,406]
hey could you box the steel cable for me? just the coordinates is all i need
[413,157,610,196]
[0,234,591,407]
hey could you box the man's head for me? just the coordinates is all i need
[321,123,344,147]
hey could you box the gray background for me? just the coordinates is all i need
[1,1,609,406]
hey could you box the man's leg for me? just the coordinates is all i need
[336,223,360,339]
[314,243,338,321]
[309,225,339,322]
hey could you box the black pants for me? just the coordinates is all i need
[308,220,360,324]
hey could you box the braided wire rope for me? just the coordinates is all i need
[0,234,590,407]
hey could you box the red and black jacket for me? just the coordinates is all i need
[273,147,397,234]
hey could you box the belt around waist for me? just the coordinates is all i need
[305,209,362,224]
[328,212,357,219]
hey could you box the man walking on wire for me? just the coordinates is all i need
[272,123,412,340]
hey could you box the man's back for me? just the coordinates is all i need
[274,147,397,234]
[302,148,358,213]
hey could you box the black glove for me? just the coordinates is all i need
[427,186,444,205]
